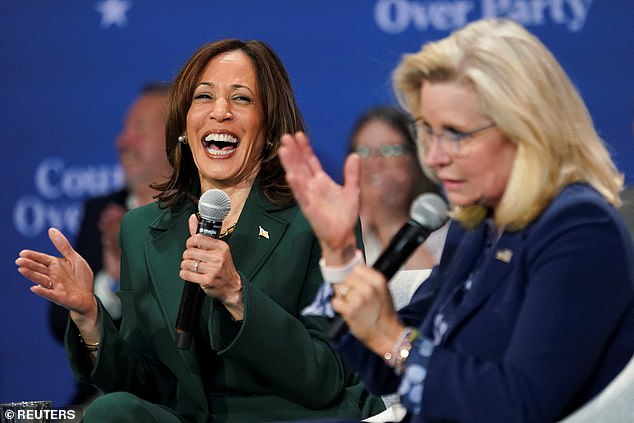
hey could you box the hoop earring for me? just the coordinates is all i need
[178,135,188,144]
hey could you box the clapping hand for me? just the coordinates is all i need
[279,132,361,265]
[16,228,98,326]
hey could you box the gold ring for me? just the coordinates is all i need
[193,260,200,273]
[48,280,53,289]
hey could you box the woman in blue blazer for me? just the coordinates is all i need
[279,19,634,422]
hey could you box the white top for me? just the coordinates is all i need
[363,222,448,310]
[363,222,448,266]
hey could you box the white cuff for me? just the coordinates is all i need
[93,270,122,320]
[319,249,364,284]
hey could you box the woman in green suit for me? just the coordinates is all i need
[16,39,383,422]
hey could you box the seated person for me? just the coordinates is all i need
[19,39,384,422]
[280,18,634,422]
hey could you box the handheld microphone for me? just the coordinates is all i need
[327,192,448,341]
[175,189,231,350]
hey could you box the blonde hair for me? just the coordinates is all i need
[393,18,622,230]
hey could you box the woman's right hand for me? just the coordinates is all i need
[279,132,361,265]
[16,228,99,329]
[331,265,404,356]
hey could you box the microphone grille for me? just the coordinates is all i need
[410,193,448,230]
[198,189,231,222]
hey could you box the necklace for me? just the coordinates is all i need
[219,222,237,239]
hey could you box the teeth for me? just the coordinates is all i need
[206,148,235,157]
[204,133,238,143]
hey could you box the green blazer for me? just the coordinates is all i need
[66,183,383,423]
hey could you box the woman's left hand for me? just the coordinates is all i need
[331,265,405,356]
[180,214,243,320]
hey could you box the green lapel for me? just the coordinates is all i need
[143,184,292,334]
[141,200,206,410]
[227,184,291,281]
[145,200,194,330]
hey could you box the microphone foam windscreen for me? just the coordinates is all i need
[198,189,231,222]
[410,193,448,230]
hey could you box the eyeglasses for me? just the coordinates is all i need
[414,119,496,156]
[355,144,410,159]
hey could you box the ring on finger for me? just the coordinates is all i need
[339,285,350,300]
[48,280,53,289]
[193,260,200,273]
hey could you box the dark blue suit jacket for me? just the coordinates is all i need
[337,183,634,422]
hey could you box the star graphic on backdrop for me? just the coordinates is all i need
[96,0,132,28]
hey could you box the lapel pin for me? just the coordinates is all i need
[258,225,269,239]
[495,248,513,263]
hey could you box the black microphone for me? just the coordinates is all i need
[175,189,231,350]
[327,192,448,341]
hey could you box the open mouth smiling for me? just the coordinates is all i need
[203,133,239,158]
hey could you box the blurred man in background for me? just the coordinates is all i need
[48,82,172,406]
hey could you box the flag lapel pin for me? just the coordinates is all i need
[495,248,513,263]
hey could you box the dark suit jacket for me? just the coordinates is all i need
[619,186,634,240]
[66,183,383,423]
[337,183,634,422]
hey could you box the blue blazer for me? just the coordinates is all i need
[337,183,634,422]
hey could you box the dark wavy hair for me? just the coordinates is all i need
[153,39,306,208]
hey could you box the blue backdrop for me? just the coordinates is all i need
[1,0,632,407]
